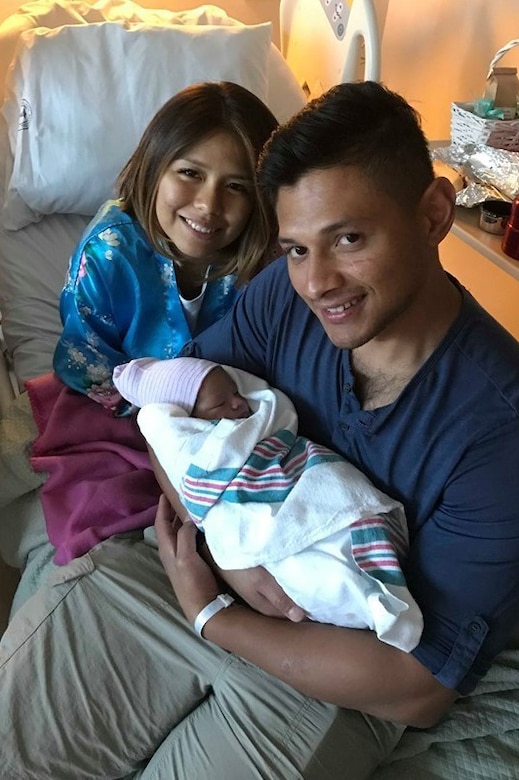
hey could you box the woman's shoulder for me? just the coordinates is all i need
[83,200,142,242]
[64,200,156,290]
[73,200,153,262]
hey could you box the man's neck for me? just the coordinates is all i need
[351,274,462,410]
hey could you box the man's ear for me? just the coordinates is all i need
[419,176,456,246]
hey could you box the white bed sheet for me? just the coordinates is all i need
[0,213,89,387]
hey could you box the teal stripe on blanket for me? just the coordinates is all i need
[182,429,342,522]
[350,517,406,587]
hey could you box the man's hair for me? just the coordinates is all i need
[257,81,434,208]
[117,81,279,285]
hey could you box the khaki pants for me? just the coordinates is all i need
[0,536,403,780]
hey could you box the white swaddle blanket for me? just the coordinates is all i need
[138,367,424,651]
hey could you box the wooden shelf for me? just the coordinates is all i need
[451,206,519,282]
[430,141,519,282]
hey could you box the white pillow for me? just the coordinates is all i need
[0,2,279,215]
[2,20,272,229]
[267,44,306,124]
[0,2,241,106]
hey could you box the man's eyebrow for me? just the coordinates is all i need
[279,219,367,245]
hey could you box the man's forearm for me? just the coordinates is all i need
[203,604,456,728]
[149,446,457,726]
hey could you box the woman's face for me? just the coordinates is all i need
[155,131,254,263]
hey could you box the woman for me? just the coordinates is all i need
[53,81,278,412]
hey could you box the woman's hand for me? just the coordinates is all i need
[155,494,222,624]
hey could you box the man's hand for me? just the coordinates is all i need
[155,495,454,726]
[149,437,307,624]
[213,563,306,622]
[155,494,222,623]
[155,492,306,623]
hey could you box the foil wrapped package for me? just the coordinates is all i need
[432,143,519,207]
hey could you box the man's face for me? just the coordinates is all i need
[276,165,432,350]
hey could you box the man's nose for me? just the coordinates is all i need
[304,252,343,298]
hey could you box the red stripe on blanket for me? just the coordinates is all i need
[26,372,161,565]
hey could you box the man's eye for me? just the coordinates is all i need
[286,246,307,261]
[339,232,361,245]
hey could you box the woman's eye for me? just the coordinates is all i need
[178,168,199,179]
[227,182,249,194]
[339,232,361,246]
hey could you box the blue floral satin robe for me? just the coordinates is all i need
[53,200,238,411]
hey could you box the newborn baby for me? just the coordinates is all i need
[113,356,424,652]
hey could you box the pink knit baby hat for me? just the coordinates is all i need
[113,357,219,413]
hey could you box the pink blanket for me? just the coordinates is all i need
[27,372,161,565]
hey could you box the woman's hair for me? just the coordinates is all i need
[117,81,278,285]
[258,81,434,210]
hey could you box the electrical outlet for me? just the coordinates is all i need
[319,0,348,40]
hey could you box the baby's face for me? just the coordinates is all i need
[193,367,251,420]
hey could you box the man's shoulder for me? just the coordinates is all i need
[241,256,299,317]
[252,255,291,289]
[246,256,325,340]
[436,294,519,418]
[453,290,519,401]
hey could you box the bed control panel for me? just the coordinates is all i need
[320,0,348,40]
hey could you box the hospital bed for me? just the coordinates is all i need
[1,1,518,778]
[0,0,379,406]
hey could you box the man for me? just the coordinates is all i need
[155,80,519,764]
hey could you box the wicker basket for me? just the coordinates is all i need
[451,102,519,151]
[451,39,519,151]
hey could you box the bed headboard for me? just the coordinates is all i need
[280,0,382,97]
[0,1,383,95]
[0,0,383,395]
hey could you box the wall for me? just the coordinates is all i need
[440,234,519,338]
[379,0,519,140]
[1,0,24,17]
[379,0,519,337]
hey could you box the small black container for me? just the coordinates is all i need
[479,199,512,235]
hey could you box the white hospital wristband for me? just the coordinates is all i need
[194,593,235,638]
